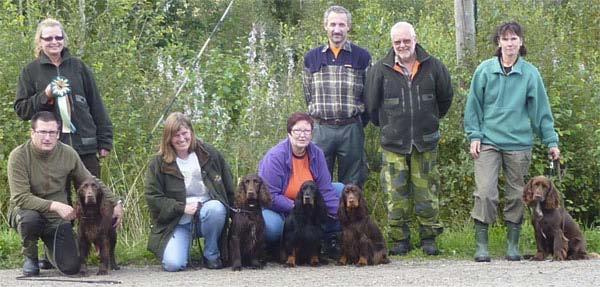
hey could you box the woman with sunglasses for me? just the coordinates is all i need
[258,112,344,261]
[13,18,117,270]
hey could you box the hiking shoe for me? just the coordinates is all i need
[324,236,341,260]
[38,259,54,270]
[204,257,223,270]
[23,257,40,276]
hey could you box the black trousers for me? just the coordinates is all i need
[10,209,80,275]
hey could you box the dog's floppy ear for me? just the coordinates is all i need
[544,178,561,209]
[97,179,114,218]
[314,188,329,222]
[258,176,272,208]
[522,178,534,205]
[358,187,369,218]
[337,187,349,224]
[234,177,246,207]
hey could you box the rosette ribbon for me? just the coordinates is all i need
[50,76,76,132]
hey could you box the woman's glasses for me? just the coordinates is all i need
[291,129,312,136]
[40,35,64,42]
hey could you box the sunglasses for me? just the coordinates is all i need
[40,35,64,42]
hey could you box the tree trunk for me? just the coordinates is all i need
[454,0,476,70]
[78,0,86,56]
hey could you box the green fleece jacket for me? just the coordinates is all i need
[8,140,117,221]
[464,57,558,150]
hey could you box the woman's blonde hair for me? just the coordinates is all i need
[34,18,68,57]
[159,112,198,163]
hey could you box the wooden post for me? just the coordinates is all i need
[454,0,476,70]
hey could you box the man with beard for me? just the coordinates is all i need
[366,22,453,256]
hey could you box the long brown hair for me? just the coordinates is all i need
[158,112,198,163]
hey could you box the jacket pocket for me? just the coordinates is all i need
[381,125,403,146]
[423,131,440,143]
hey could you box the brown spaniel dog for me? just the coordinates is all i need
[229,174,271,271]
[523,176,590,260]
[337,184,390,266]
[75,177,119,275]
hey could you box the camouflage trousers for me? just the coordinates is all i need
[381,149,443,242]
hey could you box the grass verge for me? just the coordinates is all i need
[1,222,599,268]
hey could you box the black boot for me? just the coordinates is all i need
[389,239,412,256]
[324,233,341,261]
[474,220,491,262]
[421,238,439,256]
[23,257,40,276]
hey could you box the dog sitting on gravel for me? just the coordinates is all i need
[75,177,119,275]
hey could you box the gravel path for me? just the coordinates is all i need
[2,259,599,287]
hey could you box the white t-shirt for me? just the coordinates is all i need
[176,152,210,224]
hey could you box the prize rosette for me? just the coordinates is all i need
[51,76,71,98]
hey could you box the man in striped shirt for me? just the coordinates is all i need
[302,5,371,189]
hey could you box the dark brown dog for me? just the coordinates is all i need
[76,177,119,275]
[523,176,591,260]
[229,174,271,271]
[337,184,390,266]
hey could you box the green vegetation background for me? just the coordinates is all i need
[0,0,598,267]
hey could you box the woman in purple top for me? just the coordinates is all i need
[258,112,343,260]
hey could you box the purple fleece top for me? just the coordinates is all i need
[258,138,338,218]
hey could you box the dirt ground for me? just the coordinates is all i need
[2,258,600,287]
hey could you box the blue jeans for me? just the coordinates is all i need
[162,200,226,272]
[263,182,344,243]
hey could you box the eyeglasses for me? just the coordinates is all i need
[40,35,64,42]
[34,130,60,137]
[291,129,312,136]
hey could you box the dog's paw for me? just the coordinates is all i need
[356,256,368,267]
[532,252,545,261]
[285,256,296,268]
[96,269,108,275]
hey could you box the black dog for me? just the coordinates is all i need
[229,174,271,271]
[282,180,328,267]
[76,178,119,275]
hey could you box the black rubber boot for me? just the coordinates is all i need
[474,220,491,262]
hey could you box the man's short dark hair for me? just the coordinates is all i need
[31,111,60,130]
